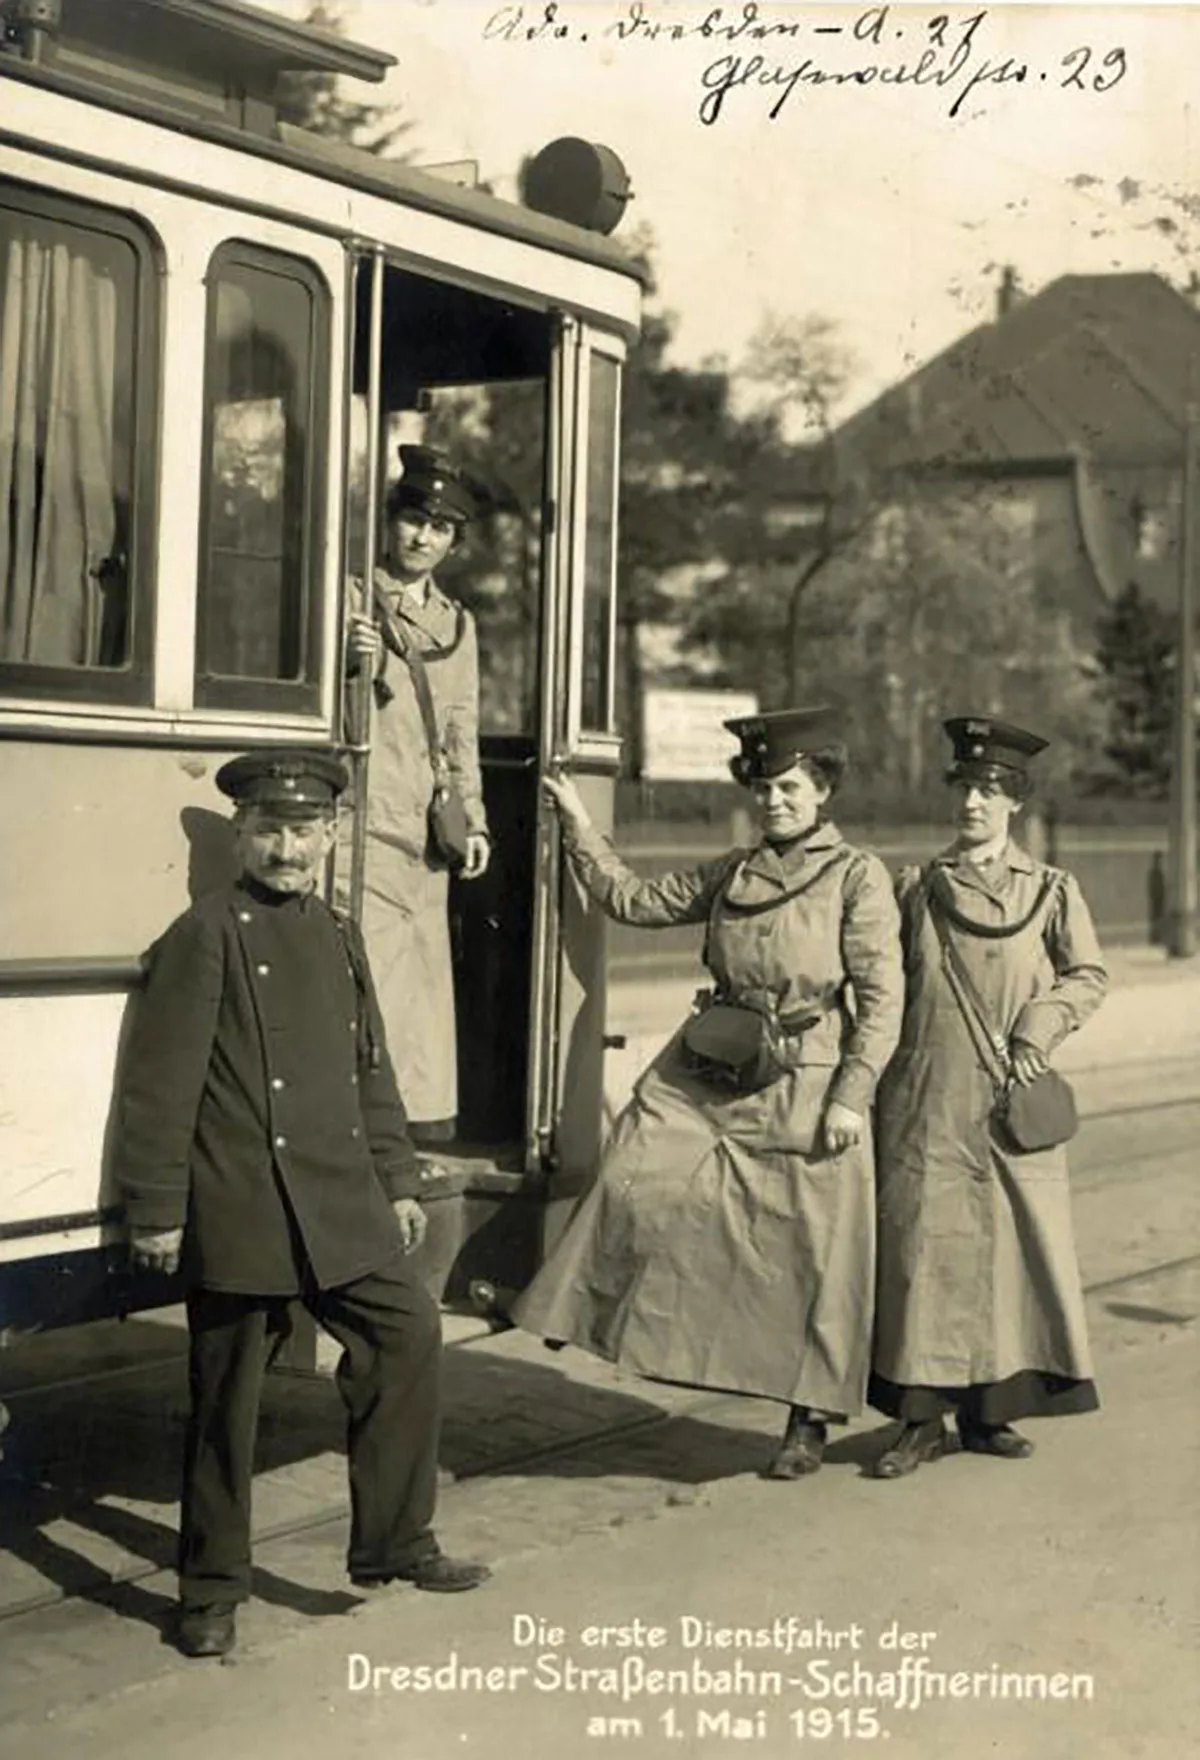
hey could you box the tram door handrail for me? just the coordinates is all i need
[346,245,385,924]
[525,311,578,1174]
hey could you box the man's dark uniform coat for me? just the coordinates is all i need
[117,879,422,1292]
[114,873,442,1608]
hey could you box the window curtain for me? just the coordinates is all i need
[0,223,118,666]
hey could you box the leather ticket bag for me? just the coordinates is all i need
[682,1003,779,1094]
[1003,1068,1078,1153]
[927,881,1078,1154]
[401,637,471,870]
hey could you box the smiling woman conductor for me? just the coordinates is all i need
[512,706,904,1477]
[345,446,490,1145]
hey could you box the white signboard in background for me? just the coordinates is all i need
[641,689,759,783]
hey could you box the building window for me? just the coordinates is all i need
[1132,498,1169,562]
[0,185,157,703]
[580,349,620,732]
[195,242,328,713]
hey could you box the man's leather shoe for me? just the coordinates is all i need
[353,1548,491,1594]
[399,1551,491,1592]
[176,1603,237,1658]
[958,1419,1034,1459]
[764,1411,827,1480]
[872,1419,948,1480]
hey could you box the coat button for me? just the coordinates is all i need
[270,1077,285,1091]
[350,1126,360,1140]
[350,1073,358,1086]
[238,911,252,923]
[274,1134,288,1148]
[348,1019,357,1032]
[256,963,270,976]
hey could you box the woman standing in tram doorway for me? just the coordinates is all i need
[513,707,904,1477]
[346,446,490,1145]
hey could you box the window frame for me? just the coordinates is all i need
[193,238,330,715]
[565,329,624,756]
[0,180,161,706]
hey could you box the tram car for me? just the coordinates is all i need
[0,0,641,1339]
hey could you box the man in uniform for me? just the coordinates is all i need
[116,750,489,1660]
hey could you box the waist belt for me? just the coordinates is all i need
[708,991,827,1035]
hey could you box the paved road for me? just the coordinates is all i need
[41,1335,1192,1760]
[0,1075,1195,1759]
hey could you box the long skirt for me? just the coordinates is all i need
[360,832,457,1129]
[870,1046,1098,1424]
[513,1034,876,1417]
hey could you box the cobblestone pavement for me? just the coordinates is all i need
[0,950,1196,1742]
[3,1324,1196,1760]
[0,1223,1195,1735]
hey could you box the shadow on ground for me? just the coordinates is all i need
[0,1319,837,1623]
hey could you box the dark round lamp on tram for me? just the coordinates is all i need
[522,138,632,235]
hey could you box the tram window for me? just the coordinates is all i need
[580,351,620,733]
[0,188,156,703]
[195,243,328,712]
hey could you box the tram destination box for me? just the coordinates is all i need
[640,689,758,785]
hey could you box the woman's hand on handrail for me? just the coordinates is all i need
[542,768,590,830]
[347,610,383,667]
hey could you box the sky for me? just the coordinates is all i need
[272,1,1200,423]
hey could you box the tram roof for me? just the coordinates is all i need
[133,0,397,80]
[13,0,397,85]
[0,0,647,290]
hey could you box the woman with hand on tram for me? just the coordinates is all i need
[512,707,904,1478]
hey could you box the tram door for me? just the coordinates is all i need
[349,261,567,1170]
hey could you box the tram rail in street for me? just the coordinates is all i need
[0,1379,728,1627]
[3,1237,1197,1633]
[1,1173,1196,1631]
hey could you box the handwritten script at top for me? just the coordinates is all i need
[481,4,1129,124]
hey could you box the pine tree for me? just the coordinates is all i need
[276,4,411,157]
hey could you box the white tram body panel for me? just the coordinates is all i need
[0,81,638,748]
[0,993,128,1250]
[0,2,641,1326]
[0,76,642,343]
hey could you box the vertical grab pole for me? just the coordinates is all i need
[348,246,386,926]
[1167,401,1198,957]
[526,312,576,1173]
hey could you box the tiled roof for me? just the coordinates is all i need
[835,274,1200,477]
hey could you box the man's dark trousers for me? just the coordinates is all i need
[179,1262,441,1609]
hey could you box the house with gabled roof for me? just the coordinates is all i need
[825,270,1200,632]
